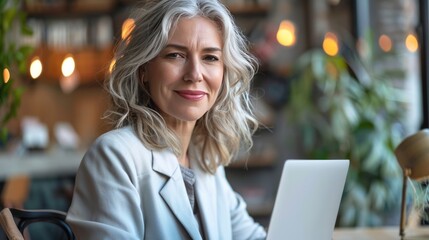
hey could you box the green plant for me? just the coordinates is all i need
[0,0,33,143]
[286,44,408,226]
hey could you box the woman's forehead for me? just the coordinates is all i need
[166,16,224,48]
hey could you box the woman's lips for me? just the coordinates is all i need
[175,90,206,101]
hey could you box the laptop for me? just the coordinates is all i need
[266,159,349,240]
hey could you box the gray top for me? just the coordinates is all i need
[180,165,204,237]
[180,165,196,211]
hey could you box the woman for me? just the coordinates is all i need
[66,0,266,239]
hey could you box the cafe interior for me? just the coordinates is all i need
[1,0,429,239]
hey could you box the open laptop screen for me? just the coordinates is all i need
[266,159,349,240]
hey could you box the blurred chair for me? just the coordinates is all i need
[395,129,429,238]
[1,176,75,239]
[0,207,75,240]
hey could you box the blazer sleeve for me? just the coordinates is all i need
[218,167,267,240]
[66,133,144,240]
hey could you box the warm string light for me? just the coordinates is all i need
[60,54,79,93]
[61,55,75,77]
[323,32,339,56]
[378,34,392,52]
[405,33,418,52]
[276,20,296,47]
[3,68,10,83]
[30,57,43,79]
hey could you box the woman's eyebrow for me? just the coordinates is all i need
[165,44,222,52]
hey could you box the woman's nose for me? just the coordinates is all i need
[183,58,203,82]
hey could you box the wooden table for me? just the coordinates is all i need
[333,226,429,240]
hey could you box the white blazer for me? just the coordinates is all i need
[66,126,266,239]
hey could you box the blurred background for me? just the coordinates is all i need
[0,0,427,238]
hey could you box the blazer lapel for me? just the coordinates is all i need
[191,156,219,240]
[152,150,202,240]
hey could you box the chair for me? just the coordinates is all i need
[0,208,75,240]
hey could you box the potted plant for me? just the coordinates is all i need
[286,38,408,226]
[0,0,33,144]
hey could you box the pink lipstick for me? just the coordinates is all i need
[176,90,206,101]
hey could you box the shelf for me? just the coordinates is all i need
[24,0,117,17]
[227,4,270,16]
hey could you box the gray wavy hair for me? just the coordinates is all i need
[106,0,259,173]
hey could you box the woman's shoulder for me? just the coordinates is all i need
[96,125,136,141]
[93,126,140,147]
[81,126,153,176]
[88,126,151,159]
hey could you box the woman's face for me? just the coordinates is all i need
[144,16,224,126]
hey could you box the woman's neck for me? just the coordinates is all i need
[179,153,190,168]
[165,119,195,168]
[178,127,192,167]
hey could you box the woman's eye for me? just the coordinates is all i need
[166,53,183,59]
[204,55,219,62]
